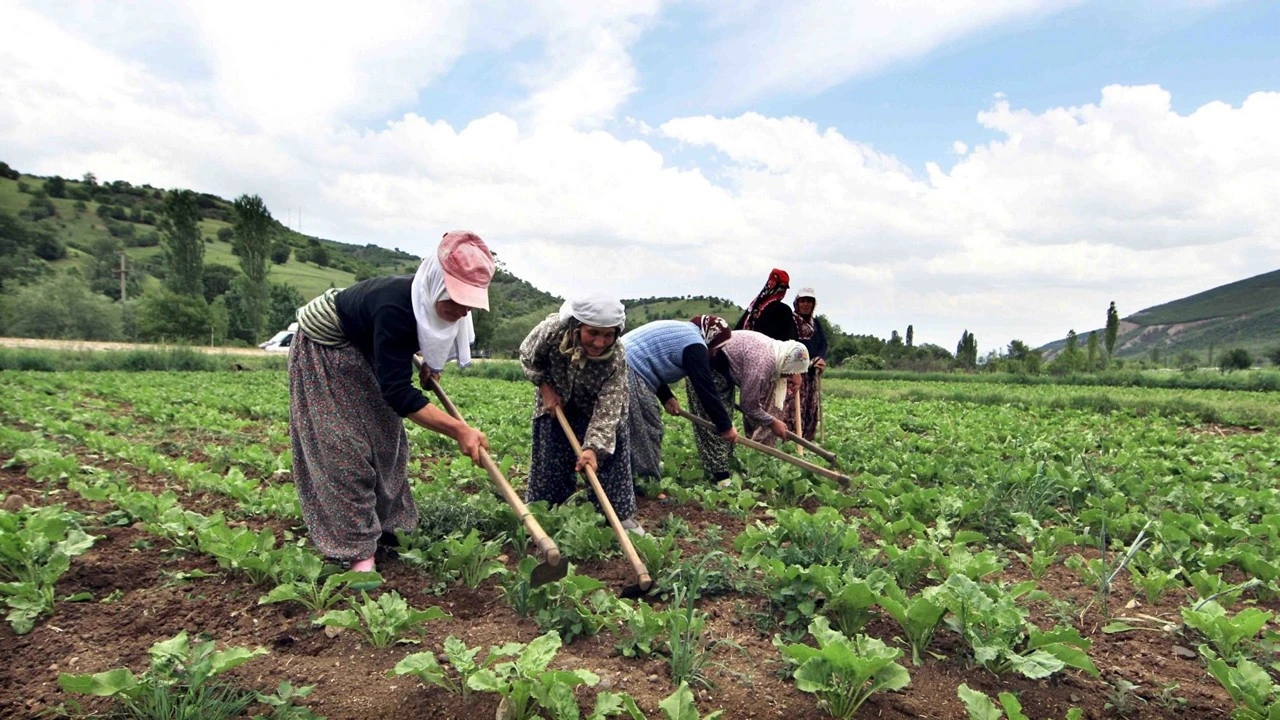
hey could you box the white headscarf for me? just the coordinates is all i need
[411,255,475,373]
[558,295,626,330]
[772,340,810,407]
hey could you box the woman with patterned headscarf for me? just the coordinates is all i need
[785,288,828,441]
[691,329,810,484]
[519,294,644,534]
[621,316,740,485]
[735,268,797,341]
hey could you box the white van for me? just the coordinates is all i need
[259,322,298,353]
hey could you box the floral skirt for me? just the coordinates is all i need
[288,330,418,561]
[526,405,636,521]
[626,369,665,481]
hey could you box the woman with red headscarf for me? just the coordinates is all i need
[735,268,797,342]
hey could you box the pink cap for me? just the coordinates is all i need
[437,231,494,310]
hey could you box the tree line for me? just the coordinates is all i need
[1,178,304,345]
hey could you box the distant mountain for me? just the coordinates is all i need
[1039,269,1280,360]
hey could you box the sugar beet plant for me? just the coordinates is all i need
[957,684,1084,720]
[0,504,98,634]
[1181,600,1273,662]
[936,575,1098,680]
[874,579,946,666]
[776,616,911,719]
[57,630,273,720]
[453,631,600,720]
[316,591,449,648]
[398,529,506,590]
[258,550,382,617]
[1207,656,1280,720]
[390,634,724,720]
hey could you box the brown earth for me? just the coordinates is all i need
[0,458,1243,720]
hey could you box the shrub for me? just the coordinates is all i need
[1219,348,1253,372]
[0,275,123,341]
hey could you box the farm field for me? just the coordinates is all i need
[1,371,1278,719]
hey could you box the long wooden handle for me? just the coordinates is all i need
[736,403,838,464]
[817,375,825,444]
[414,358,560,565]
[552,406,651,589]
[679,410,851,487]
[793,387,804,456]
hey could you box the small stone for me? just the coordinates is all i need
[324,626,345,639]
[497,554,509,563]
[2,494,27,511]
[647,674,659,683]
[1173,645,1197,660]
[1069,694,1082,703]
[598,675,615,691]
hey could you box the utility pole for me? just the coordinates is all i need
[115,251,128,301]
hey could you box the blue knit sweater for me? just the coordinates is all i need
[621,320,733,432]
[621,321,704,391]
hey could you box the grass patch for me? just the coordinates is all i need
[0,347,286,372]
[825,368,1280,393]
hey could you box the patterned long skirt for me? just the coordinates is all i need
[782,370,822,441]
[686,368,736,482]
[289,330,418,562]
[626,369,665,481]
[526,406,636,521]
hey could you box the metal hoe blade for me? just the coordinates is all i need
[531,558,569,586]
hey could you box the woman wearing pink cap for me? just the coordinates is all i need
[289,231,493,572]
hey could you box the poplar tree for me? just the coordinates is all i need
[161,189,204,297]
[232,194,274,341]
[1104,301,1119,362]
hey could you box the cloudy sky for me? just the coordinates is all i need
[2,0,1278,350]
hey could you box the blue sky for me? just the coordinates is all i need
[3,0,1278,349]
[409,0,1280,172]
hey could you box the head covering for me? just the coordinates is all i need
[437,231,495,310]
[558,294,626,330]
[738,268,790,331]
[557,294,626,368]
[793,288,817,338]
[771,339,810,407]
[690,315,732,350]
[411,232,494,372]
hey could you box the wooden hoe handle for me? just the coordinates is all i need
[551,406,651,591]
[679,410,851,487]
[413,357,561,566]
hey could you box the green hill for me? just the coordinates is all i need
[0,170,417,300]
[1039,269,1280,361]
[0,164,744,352]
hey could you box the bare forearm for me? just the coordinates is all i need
[407,403,466,439]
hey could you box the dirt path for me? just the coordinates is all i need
[0,336,271,357]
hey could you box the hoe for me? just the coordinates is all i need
[414,356,566,586]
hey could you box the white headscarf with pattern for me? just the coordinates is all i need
[771,340,810,407]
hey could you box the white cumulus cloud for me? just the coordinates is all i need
[1,1,1277,351]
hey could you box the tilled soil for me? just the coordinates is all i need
[0,459,1240,720]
